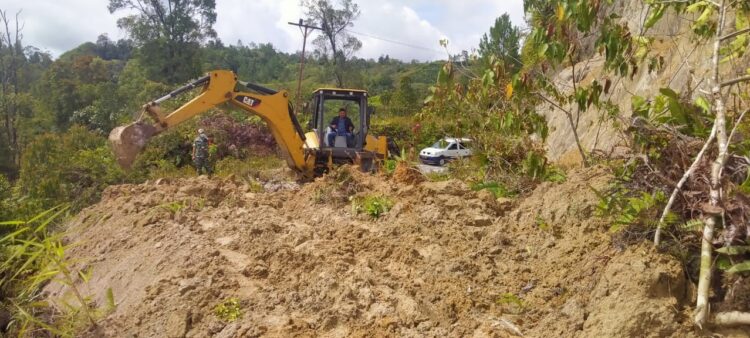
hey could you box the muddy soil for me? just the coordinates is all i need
[48,167,747,337]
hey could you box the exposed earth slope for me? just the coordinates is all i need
[48,167,744,337]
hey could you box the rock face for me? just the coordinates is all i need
[541,0,747,162]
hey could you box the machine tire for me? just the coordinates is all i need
[438,157,446,166]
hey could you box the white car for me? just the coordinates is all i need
[419,138,472,166]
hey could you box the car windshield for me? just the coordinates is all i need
[431,139,448,149]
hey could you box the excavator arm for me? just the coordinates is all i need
[109,70,316,174]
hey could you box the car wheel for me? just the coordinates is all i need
[438,157,446,166]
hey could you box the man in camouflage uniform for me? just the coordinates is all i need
[192,128,212,175]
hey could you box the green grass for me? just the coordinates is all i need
[471,182,517,198]
[352,195,394,219]
[0,206,115,336]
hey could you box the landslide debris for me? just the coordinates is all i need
[49,167,713,337]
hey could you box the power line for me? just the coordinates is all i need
[343,29,445,55]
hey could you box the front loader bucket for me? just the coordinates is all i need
[109,121,158,169]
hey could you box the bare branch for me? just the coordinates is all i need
[654,122,717,246]
[721,76,750,88]
[714,311,750,326]
[720,27,750,41]
[728,108,750,145]
[535,92,590,166]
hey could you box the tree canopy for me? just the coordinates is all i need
[478,14,521,73]
[108,0,218,83]
[303,0,362,87]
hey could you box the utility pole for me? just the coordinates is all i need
[288,19,321,115]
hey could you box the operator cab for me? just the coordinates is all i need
[308,88,371,157]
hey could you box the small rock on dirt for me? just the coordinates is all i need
[470,216,493,227]
[166,310,191,338]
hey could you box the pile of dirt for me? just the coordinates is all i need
[49,167,738,337]
[392,162,425,185]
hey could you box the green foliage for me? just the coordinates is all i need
[721,9,750,62]
[36,55,128,131]
[593,181,669,233]
[17,126,128,214]
[545,166,567,183]
[471,182,517,198]
[715,246,750,274]
[726,261,750,274]
[522,152,547,181]
[496,292,526,313]
[160,201,187,214]
[421,51,549,190]
[108,0,217,83]
[0,206,112,336]
[478,13,522,73]
[591,161,674,234]
[390,75,420,115]
[535,215,551,231]
[425,172,451,182]
[716,246,750,255]
[302,0,362,87]
[202,42,296,84]
[383,159,398,175]
[632,90,712,139]
[214,298,242,322]
[0,174,11,220]
[352,195,394,219]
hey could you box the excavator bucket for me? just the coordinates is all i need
[109,121,158,169]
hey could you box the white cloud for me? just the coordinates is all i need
[1,0,525,61]
[2,0,123,55]
[353,2,447,61]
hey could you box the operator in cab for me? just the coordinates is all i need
[327,108,355,147]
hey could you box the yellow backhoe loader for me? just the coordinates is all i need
[109,70,388,177]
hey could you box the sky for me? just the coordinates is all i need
[1,0,525,61]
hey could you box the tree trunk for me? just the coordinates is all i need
[695,0,728,328]
[0,10,20,167]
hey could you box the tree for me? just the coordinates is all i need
[478,14,521,73]
[0,9,26,170]
[108,0,217,83]
[641,0,750,327]
[392,75,418,115]
[303,0,362,87]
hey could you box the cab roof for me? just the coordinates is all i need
[444,137,472,143]
[313,88,368,96]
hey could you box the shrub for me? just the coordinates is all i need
[199,113,276,159]
[17,126,127,213]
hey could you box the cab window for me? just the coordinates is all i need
[431,139,448,149]
[447,143,458,150]
[323,99,360,132]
